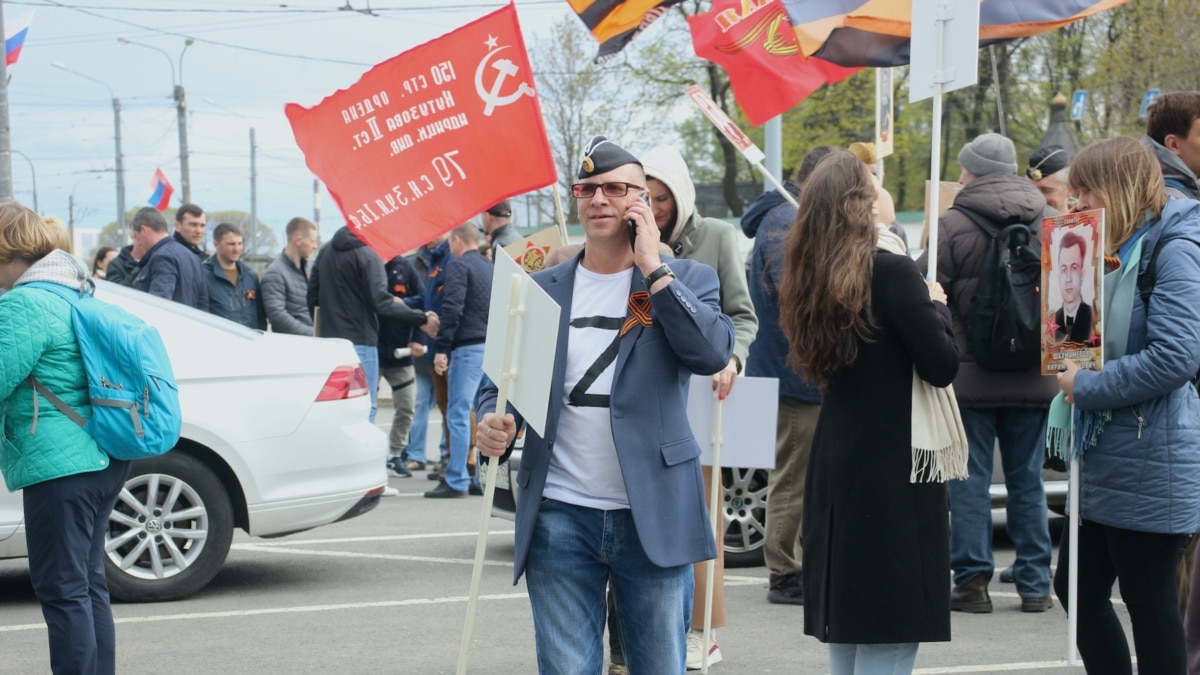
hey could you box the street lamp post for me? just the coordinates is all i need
[67,175,101,251]
[10,149,37,213]
[51,63,125,230]
[118,37,194,204]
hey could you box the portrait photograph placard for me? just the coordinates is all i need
[1041,209,1105,375]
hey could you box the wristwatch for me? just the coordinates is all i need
[644,264,676,289]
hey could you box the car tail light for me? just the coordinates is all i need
[316,364,369,401]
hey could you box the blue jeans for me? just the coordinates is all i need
[445,343,484,492]
[405,367,435,464]
[950,407,1052,597]
[354,344,380,424]
[24,458,131,675]
[526,500,692,675]
[828,643,919,675]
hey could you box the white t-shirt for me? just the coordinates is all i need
[543,265,632,510]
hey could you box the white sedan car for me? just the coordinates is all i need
[0,281,388,602]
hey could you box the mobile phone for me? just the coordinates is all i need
[627,193,650,250]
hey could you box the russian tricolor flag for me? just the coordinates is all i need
[5,11,33,68]
[145,168,174,211]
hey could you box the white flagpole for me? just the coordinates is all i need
[701,395,725,674]
[551,181,570,246]
[1067,406,1079,665]
[457,272,524,675]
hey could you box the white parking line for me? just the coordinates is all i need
[0,593,529,633]
[232,543,510,567]
[915,661,1103,673]
[232,530,514,547]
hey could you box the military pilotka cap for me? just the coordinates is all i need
[578,135,642,179]
[1027,145,1069,181]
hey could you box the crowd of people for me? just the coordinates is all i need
[6,91,1200,674]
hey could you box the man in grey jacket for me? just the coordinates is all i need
[917,133,1059,615]
[262,217,318,336]
[1142,91,1200,199]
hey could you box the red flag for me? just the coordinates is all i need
[687,0,862,127]
[285,4,556,260]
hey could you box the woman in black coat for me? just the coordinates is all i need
[779,150,960,674]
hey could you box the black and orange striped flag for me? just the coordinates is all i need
[567,0,684,62]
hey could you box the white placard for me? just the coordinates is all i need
[482,248,561,437]
[908,0,980,103]
[686,375,778,469]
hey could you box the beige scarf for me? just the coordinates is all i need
[875,224,969,483]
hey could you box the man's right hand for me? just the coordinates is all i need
[476,412,516,457]
[422,311,439,337]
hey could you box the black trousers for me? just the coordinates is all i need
[1054,518,1188,675]
[23,458,130,675]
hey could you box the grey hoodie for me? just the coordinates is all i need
[1141,134,1200,199]
[642,145,758,368]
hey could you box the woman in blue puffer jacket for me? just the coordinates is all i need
[1054,136,1200,675]
[0,202,131,675]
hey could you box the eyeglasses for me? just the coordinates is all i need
[571,182,644,199]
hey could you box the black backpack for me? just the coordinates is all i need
[1136,234,1200,388]
[953,205,1043,371]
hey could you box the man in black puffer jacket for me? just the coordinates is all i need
[307,226,437,424]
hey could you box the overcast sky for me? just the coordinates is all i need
[5,0,573,248]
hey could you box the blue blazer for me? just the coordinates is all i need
[478,253,735,583]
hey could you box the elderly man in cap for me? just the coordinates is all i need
[1026,145,1071,214]
[481,199,520,257]
[475,135,734,674]
[917,132,1058,615]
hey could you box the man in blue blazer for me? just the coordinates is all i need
[476,135,734,674]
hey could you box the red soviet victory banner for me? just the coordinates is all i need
[285,3,555,259]
[687,0,862,127]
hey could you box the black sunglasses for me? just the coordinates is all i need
[571,182,645,199]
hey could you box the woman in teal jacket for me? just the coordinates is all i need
[0,202,131,675]
[1053,137,1200,675]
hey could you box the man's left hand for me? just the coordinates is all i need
[433,352,449,376]
[624,194,665,281]
[712,357,738,400]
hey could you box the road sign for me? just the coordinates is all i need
[1070,90,1088,121]
[1140,89,1160,118]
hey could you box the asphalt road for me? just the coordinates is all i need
[0,410,1121,673]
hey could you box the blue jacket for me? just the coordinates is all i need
[379,255,424,368]
[406,239,452,357]
[742,189,823,404]
[1073,198,1200,534]
[477,255,734,582]
[133,236,209,311]
[202,257,266,330]
[434,250,492,354]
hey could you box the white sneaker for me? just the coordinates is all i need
[381,486,400,497]
[686,629,722,670]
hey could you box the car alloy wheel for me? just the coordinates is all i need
[105,453,234,602]
[722,467,768,568]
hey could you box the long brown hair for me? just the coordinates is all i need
[778,150,878,390]
[1068,136,1167,256]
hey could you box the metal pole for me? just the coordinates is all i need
[313,179,320,230]
[764,116,782,190]
[249,127,257,254]
[176,84,190,204]
[114,97,125,230]
[11,150,36,212]
[177,40,193,205]
[989,45,1006,137]
[0,2,14,201]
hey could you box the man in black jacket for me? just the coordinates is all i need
[130,207,209,311]
[307,226,437,424]
[173,203,208,260]
[427,221,492,498]
[378,254,425,478]
[104,245,139,286]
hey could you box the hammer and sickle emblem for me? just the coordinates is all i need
[475,45,536,117]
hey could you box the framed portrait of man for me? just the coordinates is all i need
[1041,209,1105,375]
